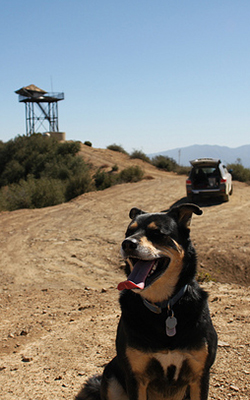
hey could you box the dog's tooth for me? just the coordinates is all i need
[149,263,157,276]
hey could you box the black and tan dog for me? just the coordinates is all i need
[76,204,217,400]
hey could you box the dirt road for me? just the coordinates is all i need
[0,147,249,399]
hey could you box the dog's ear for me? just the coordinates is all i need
[168,203,202,228]
[129,207,146,220]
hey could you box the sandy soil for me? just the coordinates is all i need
[0,145,249,399]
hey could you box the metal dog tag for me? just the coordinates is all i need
[166,316,177,337]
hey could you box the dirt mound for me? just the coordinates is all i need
[78,143,163,177]
[0,145,249,399]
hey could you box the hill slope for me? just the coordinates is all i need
[78,143,163,177]
[149,144,250,168]
[0,145,249,399]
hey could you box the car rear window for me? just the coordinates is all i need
[191,166,221,180]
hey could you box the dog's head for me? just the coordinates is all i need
[118,204,202,302]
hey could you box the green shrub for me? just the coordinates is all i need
[0,177,66,211]
[107,144,128,155]
[0,180,34,211]
[118,166,144,183]
[0,134,93,210]
[0,135,84,184]
[112,164,119,172]
[130,150,151,163]
[94,165,144,190]
[94,169,115,190]
[84,141,92,147]
[175,166,190,176]
[227,162,250,183]
[65,173,94,200]
[31,177,65,208]
[57,141,81,156]
[151,155,178,172]
[0,135,147,211]
[0,159,25,185]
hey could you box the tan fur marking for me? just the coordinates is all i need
[148,388,186,400]
[139,236,161,257]
[138,243,185,302]
[147,221,158,230]
[129,221,138,230]
[188,346,209,379]
[126,347,151,376]
[189,382,201,400]
[126,345,208,399]
[126,344,208,383]
[138,384,147,400]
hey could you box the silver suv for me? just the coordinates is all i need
[186,158,233,202]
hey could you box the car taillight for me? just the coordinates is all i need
[186,179,191,184]
[220,178,227,183]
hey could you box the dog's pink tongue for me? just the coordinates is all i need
[117,260,155,291]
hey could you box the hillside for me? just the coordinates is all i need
[78,143,162,177]
[0,145,249,399]
[149,143,250,168]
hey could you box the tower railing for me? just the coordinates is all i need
[18,92,64,103]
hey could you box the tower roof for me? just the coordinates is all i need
[15,84,47,95]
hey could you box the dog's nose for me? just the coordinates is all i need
[122,238,138,252]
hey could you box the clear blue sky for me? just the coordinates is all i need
[1,0,250,154]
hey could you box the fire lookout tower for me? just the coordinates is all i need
[15,84,65,139]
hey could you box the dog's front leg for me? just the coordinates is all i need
[136,383,147,400]
[126,376,148,400]
[189,372,209,400]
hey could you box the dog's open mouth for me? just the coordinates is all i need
[117,257,170,291]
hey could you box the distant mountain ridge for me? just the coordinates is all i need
[148,144,250,168]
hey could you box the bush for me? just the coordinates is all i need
[94,165,144,190]
[0,135,147,211]
[94,169,115,190]
[151,155,178,172]
[57,141,81,156]
[0,176,66,211]
[0,159,25,185]
[31,177,66,208]
[118,166,144,183]
[65,174,94,201]
[107,144,128,155]
[130,150,151,163]
[0,180,34,211]
[84,141,92,147]
[0,134,83,185]
[112,164,119,172]
[227,162,250,183]
[0,134,93,211]
[175,166,190,176]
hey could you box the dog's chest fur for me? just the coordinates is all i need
[125,345,208,400]
[126,345,208,383]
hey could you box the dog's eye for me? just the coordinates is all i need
[147,228,162,237]
[147,227,170,239]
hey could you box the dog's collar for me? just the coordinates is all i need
[142,284,188,314]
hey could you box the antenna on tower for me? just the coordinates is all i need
[50,76,53,93]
